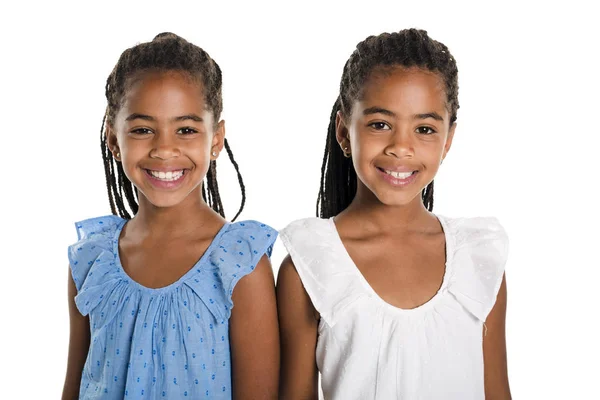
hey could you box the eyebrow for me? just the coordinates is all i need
[173,114,204,122]
[125,113,204,122]
[363,107,397,117]
[362,107,444,122]
[413,112,444,122]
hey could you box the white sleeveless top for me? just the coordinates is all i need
[280,215,508,400]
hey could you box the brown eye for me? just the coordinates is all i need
[369,122,391,131]
[416,126,436,134]
[131,128,152,135]
[177,127,198,135]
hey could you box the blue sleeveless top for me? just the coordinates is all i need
[68,215,277,399]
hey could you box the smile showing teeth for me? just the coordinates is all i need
[148,170,184,181]
[383,169,415,179]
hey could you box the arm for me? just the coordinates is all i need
[230,255,279,400]
[62,266,90,400]
[276,255,320,400]
[483,273,511,399]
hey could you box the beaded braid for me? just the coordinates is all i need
[100,32,245,220]
[317,29,459,218]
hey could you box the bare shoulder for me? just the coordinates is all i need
[276,255,318,319]
[229,254,279,399]
[232,255,275,300]
[277,254,320,399]
[483,273,511,399]
[277,255,300,287]
[63,266,91,400]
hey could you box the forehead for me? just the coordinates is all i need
[359,66,447,113]
[122,70,206,113]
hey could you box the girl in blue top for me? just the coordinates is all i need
[62,33,279,400]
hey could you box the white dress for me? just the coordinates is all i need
[280,215,508,400]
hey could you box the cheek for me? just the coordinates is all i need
[352,133,382,164]
[185,139,213,167]
[120,140,153,167]
[118,135,142,157]
[193,137,212,155]
[414,134,445,158]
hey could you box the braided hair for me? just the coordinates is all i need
[100,32,245,221]
[317,29,459,218]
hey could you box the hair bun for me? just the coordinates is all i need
[153,32,179,41]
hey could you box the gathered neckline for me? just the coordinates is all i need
[328,214,454,315]
[111,219,231,294]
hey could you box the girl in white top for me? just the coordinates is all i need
[277,29,511,400]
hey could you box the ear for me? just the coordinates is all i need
[211,120,226,160]
[106,124,121,161]
[442,122,456,161]
[335,111,351,153]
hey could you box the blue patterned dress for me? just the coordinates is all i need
[68,215,277,399]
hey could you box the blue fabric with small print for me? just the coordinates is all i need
[68,215,277,399]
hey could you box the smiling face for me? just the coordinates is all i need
[337,66,455,208]
[107,70,224,209]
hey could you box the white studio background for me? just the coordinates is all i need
[1,0,598,398]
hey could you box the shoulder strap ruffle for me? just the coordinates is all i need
[184,220,277,321]
[444,216,509,322]
[280,218,370,327]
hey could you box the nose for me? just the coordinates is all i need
[149,132,180,160]
[384,129,414,158]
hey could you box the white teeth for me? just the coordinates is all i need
[385,170,414,179]
[149,170,184,181]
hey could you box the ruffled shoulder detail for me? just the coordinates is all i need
[443,216,509,322]
[183,220,277,321]
[280,218,370,327]
[68,215,125,316]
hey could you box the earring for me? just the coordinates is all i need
[343,146,351,158]
[212,151,217,157]
[115,152,120,159]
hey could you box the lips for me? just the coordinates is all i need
[376,166,419,187]
[146,169,184,182]
[381,169,416,179]
[142,167,189,189]
[377,164,419,174]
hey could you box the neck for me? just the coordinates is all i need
[130,187,220,238]
[341,182,437,234]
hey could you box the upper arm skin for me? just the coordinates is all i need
[483,273,512,400]
[62,266,90,400]
[230,255,280,400]
[276,255,319,400]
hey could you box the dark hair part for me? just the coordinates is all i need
[100,32,245,221]
[317,28,459,218]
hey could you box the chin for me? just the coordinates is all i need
[143,196,186,209]
[131,171,204,209]
[375,194,418,207]
[136,187,196,209]
[366,183,424,208]
[361,170,431,208]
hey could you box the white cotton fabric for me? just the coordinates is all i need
[280,215,508,400]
